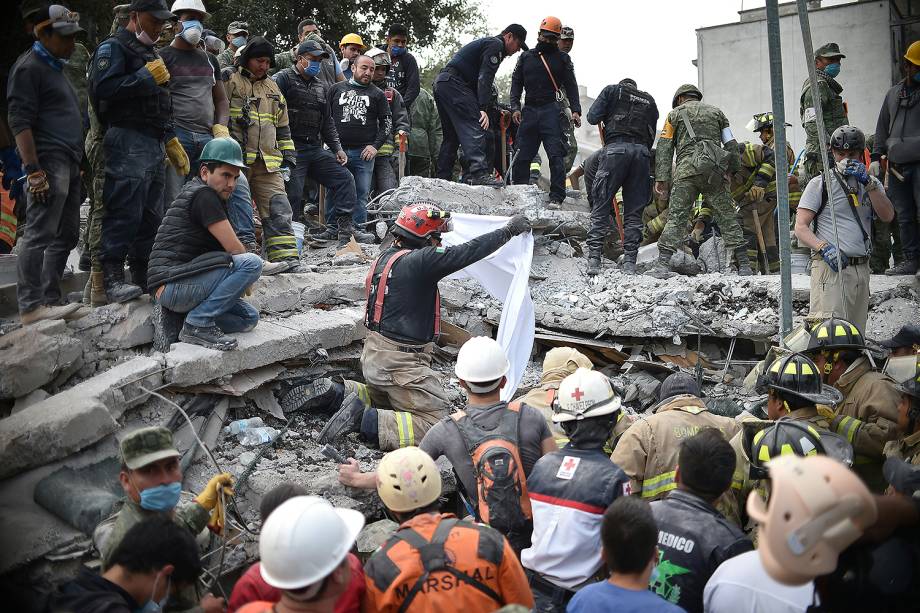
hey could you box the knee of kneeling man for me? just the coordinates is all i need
[234,252,263,274]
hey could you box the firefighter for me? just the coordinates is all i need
[363,446,535,612]
[884,355,920,465]
[280,204,530,451]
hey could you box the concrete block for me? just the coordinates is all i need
[11,389,50,415]
[70,297,154,350]
[0,319,83,399]
[246,270,366,314]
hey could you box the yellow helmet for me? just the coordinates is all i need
[376,447,442,513]
[905,41,920,66]
[340,33,365,49]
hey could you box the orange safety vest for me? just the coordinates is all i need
[0,185,16,250]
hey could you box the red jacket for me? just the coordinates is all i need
[229,553,365,613]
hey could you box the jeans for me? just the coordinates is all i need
[512,103,569,201]
[434,73,489,179]
[345,148,373,225]
[17,150,81,313]
[226,171,256,245]
[164,126,212,205]
[588,142,652,257]
[286,143,356,224]
[158,252,261,331]
[887,161,920,261]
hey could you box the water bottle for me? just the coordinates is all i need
[239,426,280,447]
[223,417,264,436]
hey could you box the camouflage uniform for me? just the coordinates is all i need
[217,46,236,69]
[408,88,442,177]
[799,50,848,184]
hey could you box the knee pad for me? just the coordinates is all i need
[268,194,293,223]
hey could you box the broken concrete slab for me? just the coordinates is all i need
[73,297,155,350]
[11,389,50,415]
[245,269,366,314]
[0,319,83,400]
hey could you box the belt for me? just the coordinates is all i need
[811,254,869,266]
[525,570,575,604]
[607,136,649,146]
[371,330,431,353]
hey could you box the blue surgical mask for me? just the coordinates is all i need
[179,20,203,46]
[138,482,182,512]
[824,62,841,78]
[390,45,406,57]
[135,574,170,613]
[232,35,247,49]
[304,60,321,77]
[649,564,660,586]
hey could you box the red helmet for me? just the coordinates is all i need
[393,202,452,240]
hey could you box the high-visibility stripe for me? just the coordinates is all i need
[756,164,776,180]
[265,235,296,246]
[266,249,299,261]
[835,415,861,443]
[395,411,415,447]
[277,139,295,151]
[641,470,676,498]
[529,491,606,515]
[355,383,371,407]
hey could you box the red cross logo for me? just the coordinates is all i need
[571,388,585,401]
[562,457,578,471]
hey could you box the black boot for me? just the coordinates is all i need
[318,392,367,444]
[178,322,238,351]
[101,260,142,304]
[622,251,637,275]
[78,250,91,272]
[308,224,338,243]
[151,302,185,353]
[885,258,919,276]
[647,247,676,279]
[734,248,754,276]
[337,217,375,246]
[279,377,345,414]
[128,258,149,294]
[469,173,503,188]
[587,255,602,276]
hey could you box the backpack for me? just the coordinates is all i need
[678,107,734,185]
[451,402,532,535]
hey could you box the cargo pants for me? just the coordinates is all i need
[245,158,298,262]
[658,174,746,253]
[739,198,779,274]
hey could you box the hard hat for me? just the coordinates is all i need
[376,446,442,512]
[747,454,877,586]
[745,111,792,133]
[393,202,452,241]
[759,353,844,407]
[365,47,391,67]
[829,125,866,151]
[455,336,510,393]
[259,496,365,590]
[170,0,209,19]
[539,16,562,35]
[340,33,365,48]
[554,367,621,422]
[805,317,866,354]
[905,41,920,66]
[895,355,920,400]
[749,419,826,480]
[542,347,593,381]
[199,137,246,169]
[560,26,574,40]
[672,83,702,108]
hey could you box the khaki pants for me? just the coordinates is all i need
[808,258,869,333]
[245,158,297,262]
[353,331,450,451]
[739,199,779,274]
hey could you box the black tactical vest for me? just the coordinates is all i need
[604,84,657,148]
[275,67,326,145]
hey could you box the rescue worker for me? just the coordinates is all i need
[884,355,920,464]
[435,24,528,186]
[650,430,753,613]
[379,23,421,110]
[521,368,632,612]
[585,78,658,275]
[800,42,849,185]
[874,40,920,277]
[732,122,780,274]
[803,317,902,491]
[94,426,230,612]
[408,87,442,177]
[272,19,343,86]
[339,33,365,80]
[89,0,191,303]
[557,26,578,173]
[363,446,535,612]
[281,204,531,451]
[509,17,580,205]
[272,39,372,245]
[653,84,752,277]
[880,323,920,358]
[217,20,247,69]
[365,47,411,195]
[611,371,740,501]
[224,36,301,270]
[753,111,799,206]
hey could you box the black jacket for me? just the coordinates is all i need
[273,67,342,151]
[587,82,659,148]
[444,36,507,110]
[509,44,580,114]
[45,567,137,613]
[377,45,421,110]
[873,79,920,164]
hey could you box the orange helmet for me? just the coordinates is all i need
[539,16,562,36]
[393,202,452,241]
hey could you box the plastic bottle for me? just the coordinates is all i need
[223,417,264,436]
[239,426,280,447]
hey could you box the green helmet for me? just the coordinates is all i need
[199,137,246,169]
[672,84,702,108]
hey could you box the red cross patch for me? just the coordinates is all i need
[556,455,580,480]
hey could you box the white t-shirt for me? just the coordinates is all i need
[703,550,816,613]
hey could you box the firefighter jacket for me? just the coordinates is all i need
[610,395,740,501]
[884,430,920,466]
[363,512,534,612]
[650,489,754,613]
[730,142,775,203]
[225,69,295,171]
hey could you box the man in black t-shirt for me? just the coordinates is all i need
[147,137,262,351]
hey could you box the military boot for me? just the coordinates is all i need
[885,258,919,276]
[337,217,375,246]
[647,247,676,279]
[101,260,142,304]
[318,392,368,444]
[469,173,503,188]
[586,254,602,276]
[734,248,754,276]
[90,271,108,306]
[622,251,637,275]
[279,377,345,414]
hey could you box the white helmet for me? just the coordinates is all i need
[376,446,442,512]
[170,0,210,19]
[259,496,364,591]
[554,367,621,422]
[364,46,391,67]
[455,336,510,393]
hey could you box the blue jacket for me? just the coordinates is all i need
[445,36,507,110]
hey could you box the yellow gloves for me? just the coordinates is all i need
[144,58,170,86]
[166,137,190,177]
[195,472,234,511]
[212,124,230,138]
[747,185,766,203]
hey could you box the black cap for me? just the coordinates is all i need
[658,372,701,401]
[502,23,528,51]
[296,40,329,58]
[128,0,175,21]
[239,35,275,67]
[883,457,920,497]
[880,323,920,350]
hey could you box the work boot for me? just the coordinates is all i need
[318,392,366,444]
[308,224,338,243]
[734,248,754,276]
[152,302,185,353]
[20,303,81,326]
[647,248,676,279]
[586,255,602,276]
[90,271,108,306]
[337,217,375,246]
[261,260,291,276]
[304,203,319,216]
[468,173,503,188]
[280,258,303,274]
[885,258,919,276]
[128,259,149,294]
[101,261,142,304]
[178,322,238,351]
[622,251,637,275]
[279,377,345,414]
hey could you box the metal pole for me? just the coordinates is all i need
[766,0,794,338]
[795,0,849,320]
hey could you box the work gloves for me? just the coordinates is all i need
[279,158,295,182]
[165,137,190,177]
[747,185,766,203]
[820,242,849,272]
[211,124,230,138]
[505,214,532,236]
[842,159,870,185]
[868,160,881,177]
[195,472,234,511]
[26,170,50,204]
[143,58,170,86]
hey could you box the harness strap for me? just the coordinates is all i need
[365,249,411,327]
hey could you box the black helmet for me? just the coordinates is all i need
[749,419,853,479]
[805,317,867,354]
[760,353,844,407]
[829,125,866,151]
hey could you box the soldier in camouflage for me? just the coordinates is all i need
[653,84,752,277]
[408,88,442,177]
[800,43,849,184]
[217,21,248,69]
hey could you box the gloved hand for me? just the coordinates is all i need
[165,137,190,177]
[820,242,849,272]
[747,185,766,202]
[27,169,50,204]
[195,472,234,510]
[843,159,870,185]
[279,160,293,182]
[143,58,170,86]
[206,493,226,535]
[211,124,230,138]
[868,160,881,177]
[505,214,531,236]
